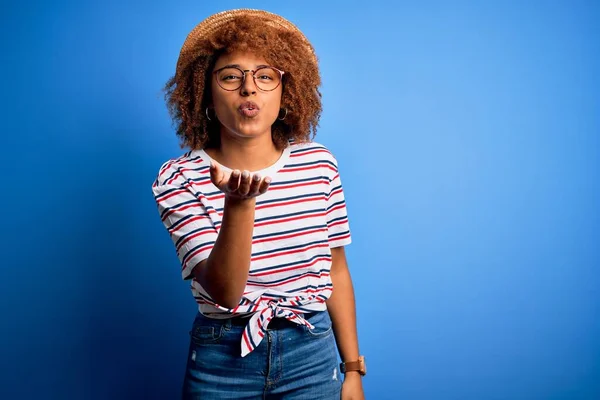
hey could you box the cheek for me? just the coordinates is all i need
[264,91,283,117]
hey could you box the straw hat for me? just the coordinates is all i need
[176,9,317,75]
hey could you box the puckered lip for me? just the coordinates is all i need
[238,101,260,111]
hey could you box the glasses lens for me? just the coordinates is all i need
[254,67,281,91]
[215,67,244,90]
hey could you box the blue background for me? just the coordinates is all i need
[2,0,598,399]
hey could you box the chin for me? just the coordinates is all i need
[232,122,273,138]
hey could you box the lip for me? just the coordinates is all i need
[238,101,260,118]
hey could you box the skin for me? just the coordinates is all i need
[191,50,365,399]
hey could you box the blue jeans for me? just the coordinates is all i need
[182,310,342,399]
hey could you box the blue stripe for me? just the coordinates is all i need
[327,216,347,225]
[327,183,343,197]
[282,159,336,169]
[175,226,216,248]
[154,185,182,200]
[200,175,329,197]
[290,144,326,154]
[182,240,216,264]
[269,175,329,187]
[329,230,350,240]
[254,208,326,224]
[287,283,333,292]
[256,191,326,206]
[160,198,199,220]
[252,224,327,241]
[247,325,259,349]
[160,159,206,184]
[250,253,331,274]
[252,239,328,257]
[326,200,345,212]
[247,268,330,285]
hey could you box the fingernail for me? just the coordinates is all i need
[253,174,261,181]
[265,177,272,184]
[232,170,240,177]
[242,171,250,179]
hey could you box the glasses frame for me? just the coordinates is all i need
[212,66,285,92]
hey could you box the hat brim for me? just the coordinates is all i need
[176,9,317,73]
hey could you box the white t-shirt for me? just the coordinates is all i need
[152,141,351,356]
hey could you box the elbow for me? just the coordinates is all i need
[211,292,243,310]
[192,259,245,309]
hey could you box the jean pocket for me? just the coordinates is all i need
[305,312,333,337]
[189,321,224,344]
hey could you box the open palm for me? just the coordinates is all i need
[209,161,272,200]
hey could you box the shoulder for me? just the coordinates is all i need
[287,140,339,167]
[152,149,209,188]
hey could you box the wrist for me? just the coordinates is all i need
[224,196,256,209]
[343,371,362,379]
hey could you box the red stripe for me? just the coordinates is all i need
[168,214,211,234]
[327,187,343,200]
[189,179,213,187]
[252,227,327,245]
[182,244,213,266]
[158,188,187,201]
[290,149,331,157]
[249,256,331,277]
[242,330,252,350]
[327,219,348,229]
[255,196,325,211]
[326,204,345,215]
[162,203,205,221]
[269,180,327,191]
[176,230,214,251]
[281,164,337,173]
[330,233,351,242]
[251,242,329,262]
[247,271,330,288]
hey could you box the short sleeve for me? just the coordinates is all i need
[326,158,352,248]
[152,181,218,280]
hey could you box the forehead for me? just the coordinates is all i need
[214,50,271,69]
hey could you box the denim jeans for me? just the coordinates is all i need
[182,310,342,399]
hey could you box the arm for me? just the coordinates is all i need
[192,166,271,309]
[193,196,255,308]
[327,246,362,379]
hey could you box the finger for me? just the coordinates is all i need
[227,170,241,192]
[247,173,262,196]
[238,170,252,196]
[258,176,272,195]
[210,161,225,187]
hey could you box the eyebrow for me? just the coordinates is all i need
[217,63,271,70]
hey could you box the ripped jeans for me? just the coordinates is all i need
[182,310,342,399]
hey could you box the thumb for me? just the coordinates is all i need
[209,161,225,187]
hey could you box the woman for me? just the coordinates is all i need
[152,9,366,399]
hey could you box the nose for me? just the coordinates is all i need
[240,70,257,96]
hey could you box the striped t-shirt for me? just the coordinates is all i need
[151,141,351,356]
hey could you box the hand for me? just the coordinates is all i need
[341,373,365,400]
[209,161,271,201]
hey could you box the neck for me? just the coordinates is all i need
[209,132,283,172]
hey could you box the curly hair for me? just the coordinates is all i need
[163,15,322,150]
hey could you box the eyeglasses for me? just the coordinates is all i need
[213,65,285,92]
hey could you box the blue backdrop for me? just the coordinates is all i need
[2,0,598,399]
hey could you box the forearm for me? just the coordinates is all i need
[327,248,360,365]
[193,197,255,308]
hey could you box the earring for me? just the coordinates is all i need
[277,108,288,121]
[205,108,212,121]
